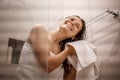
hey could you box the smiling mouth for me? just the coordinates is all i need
[66,23,73,31]
[67,25,72,31]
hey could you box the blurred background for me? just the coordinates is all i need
[0,0,120,80]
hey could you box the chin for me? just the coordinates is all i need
[59,25,66,31]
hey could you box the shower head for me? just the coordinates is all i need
[106,9,119,18]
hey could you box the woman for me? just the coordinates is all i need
[17,15,86,80]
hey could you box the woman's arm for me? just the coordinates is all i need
[63,45,77,80]
[28,25,75,73]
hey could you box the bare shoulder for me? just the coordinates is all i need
[28,24,48,43]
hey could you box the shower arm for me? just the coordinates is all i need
[106,9,119,18]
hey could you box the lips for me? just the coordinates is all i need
[66,22,72,31]
[63,25,71,31]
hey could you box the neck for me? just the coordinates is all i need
[49,29,67,44]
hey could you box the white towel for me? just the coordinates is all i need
[66,40,96,72]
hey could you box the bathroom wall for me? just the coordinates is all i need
[0,0,120,80]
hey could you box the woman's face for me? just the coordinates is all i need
[59,16,83,39]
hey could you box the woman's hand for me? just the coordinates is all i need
[65,45,76,55]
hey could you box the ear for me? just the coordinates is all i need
[71,36,75,40]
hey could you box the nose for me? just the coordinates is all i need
[65,19,74,26]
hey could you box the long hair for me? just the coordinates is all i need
[59,15,86,73]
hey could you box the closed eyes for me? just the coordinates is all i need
[75,23,79,29]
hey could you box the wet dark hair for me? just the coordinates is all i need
[59,15,86,73]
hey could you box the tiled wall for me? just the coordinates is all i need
[0,0,120,80]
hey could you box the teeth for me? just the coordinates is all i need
[63,24,70,31]
[68,23,72,30]
[63,22,73,31]
[67,24,71,30]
